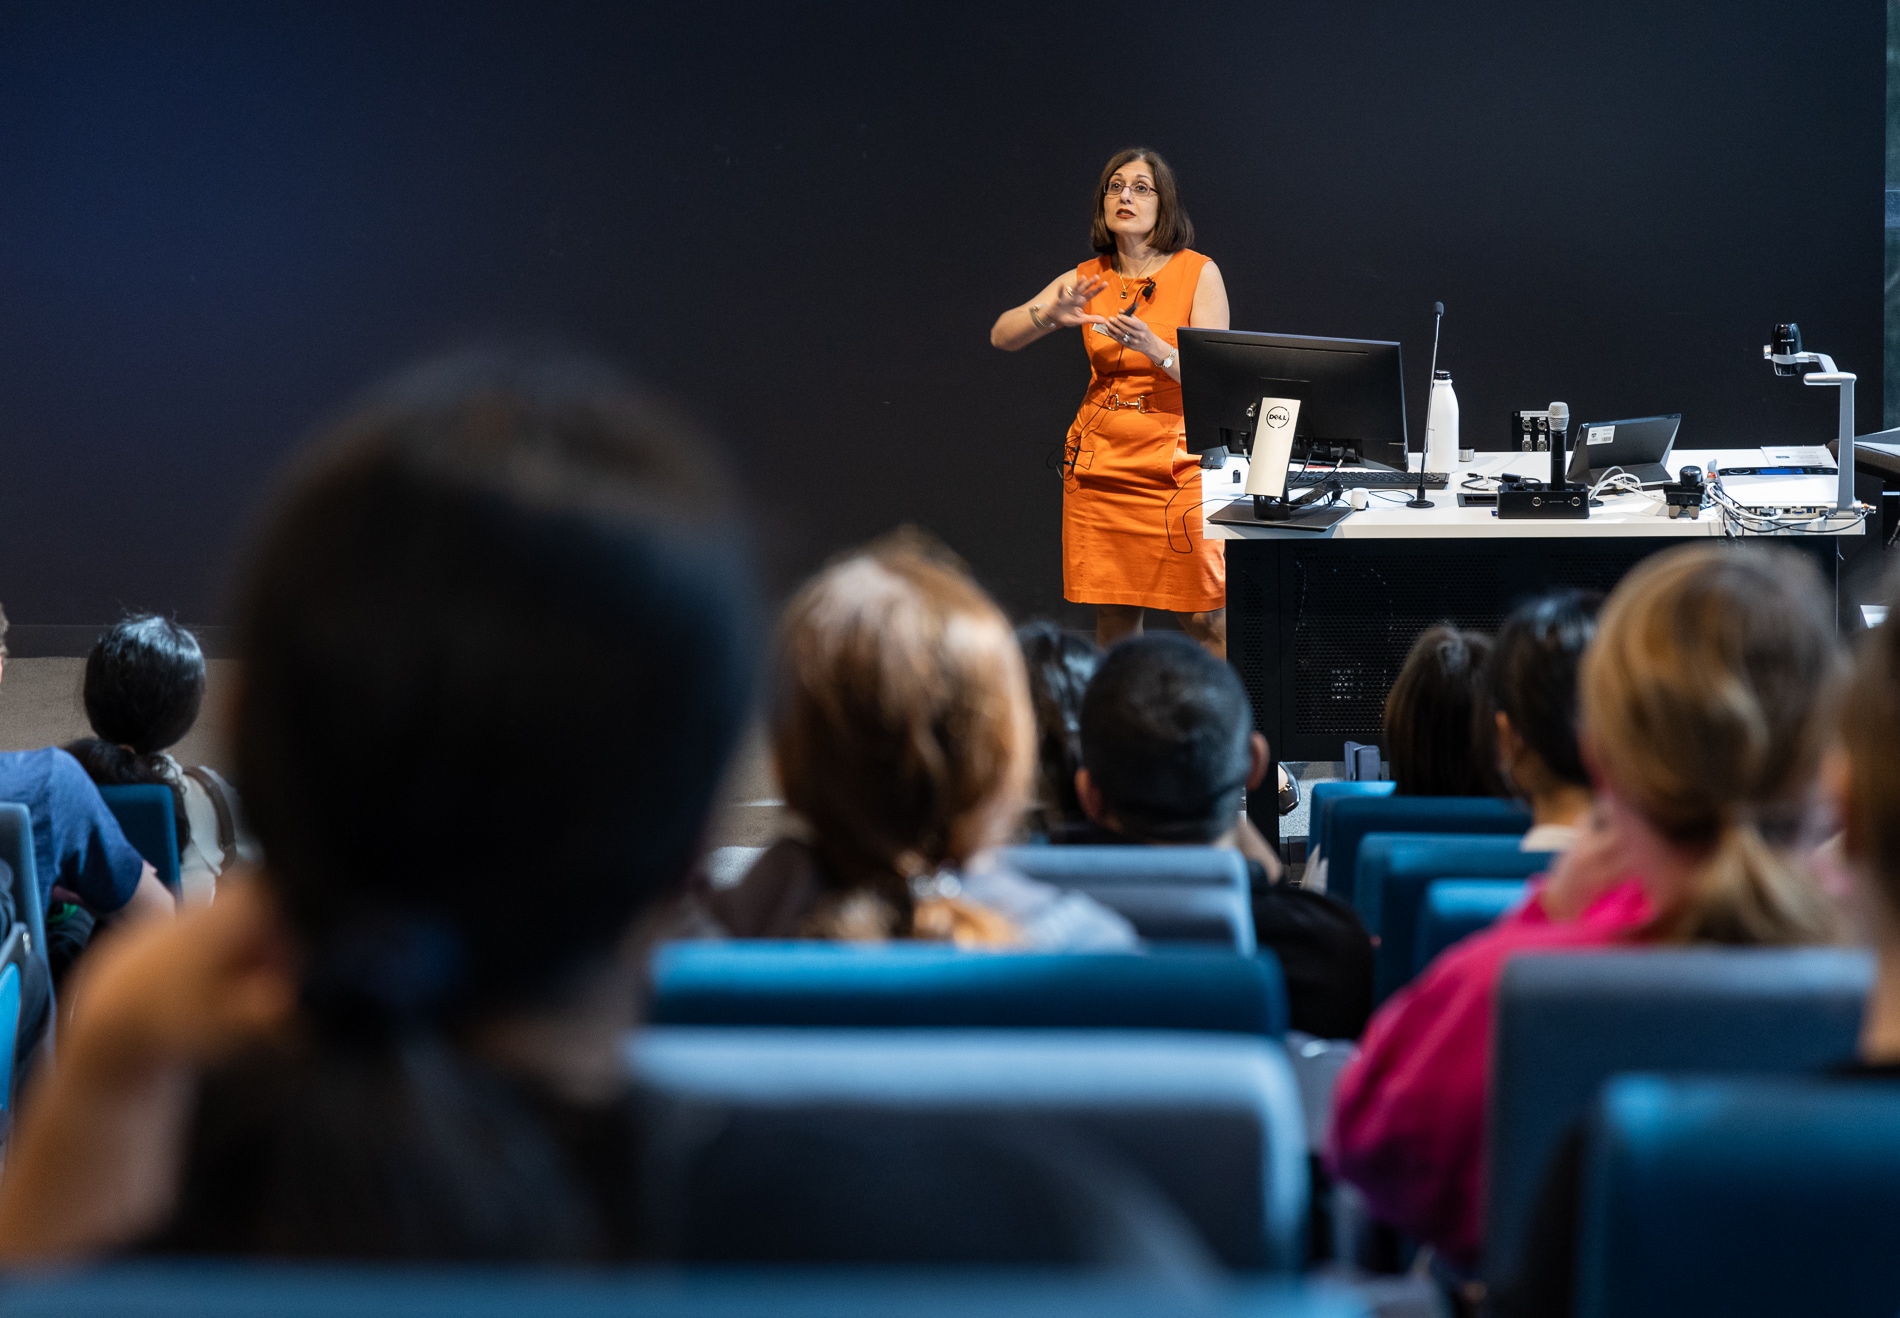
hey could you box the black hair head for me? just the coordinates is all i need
[232,347,758,1030]
[1385,624,1500,797]
[83,614,206,754]
[1485,589,1603,791]
[1015,621,1100,833]
[1079,633,1251,843]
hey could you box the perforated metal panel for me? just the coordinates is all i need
[1288,546,1656,738]
[1228,537,1838,767]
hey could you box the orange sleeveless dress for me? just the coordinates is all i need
[1061,250,1224,613]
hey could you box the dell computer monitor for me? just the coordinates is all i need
[1179,329,1409,468]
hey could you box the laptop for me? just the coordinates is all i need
[1564,413,1682,487]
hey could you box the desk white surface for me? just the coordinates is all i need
[1201,449,1864,540]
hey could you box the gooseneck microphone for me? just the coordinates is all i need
[1547,400,1570,489]
[1407,301,1445,509]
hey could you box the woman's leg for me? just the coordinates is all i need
[1095,605,1144,650]
[1177,608,1227,659]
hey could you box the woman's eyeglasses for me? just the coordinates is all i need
[1104,181,1156,198]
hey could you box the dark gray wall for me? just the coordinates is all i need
[0,1,1880,628]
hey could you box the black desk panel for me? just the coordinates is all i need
[1229,536,1839,846]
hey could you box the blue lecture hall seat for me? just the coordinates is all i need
[0,803,46,963]
[1575,1075,1900,1318]
[1320,796,1529,906]
[632,1027,1310,1272]
[0,924,24,1122]
[1351,835,1551,1004]
[1304,780,1394,863]
[0,801,50,1070]
[97,784,180,895]
[650,943,1287,1036]
[998,846,1255,953]
[1483,947,1870,1295]
[0,1266,1372,1318]
[1411,879,1526,980]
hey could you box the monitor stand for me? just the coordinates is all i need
[1210,495,1354,532]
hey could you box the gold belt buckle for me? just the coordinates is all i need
[1107,393,1150,413]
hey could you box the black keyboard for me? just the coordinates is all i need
[1286,469,1451,489]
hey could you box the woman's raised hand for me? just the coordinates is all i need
[61,874,296,1086]
[1098,311,1171,364]
[1045,275,1109,328]
[1537,805,1628,922]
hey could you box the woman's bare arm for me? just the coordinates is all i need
[1190,261,1230,331]
[991,270,1110,350]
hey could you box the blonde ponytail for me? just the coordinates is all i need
[1646,816,1842,945]
[1581,544,1843,948]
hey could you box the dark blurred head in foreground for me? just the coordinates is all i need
[236,350,757,1028]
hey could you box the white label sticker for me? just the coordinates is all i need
[1586,425,1616,446]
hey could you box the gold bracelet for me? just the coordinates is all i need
[1029,303,1052,332]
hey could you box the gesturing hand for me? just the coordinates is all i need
[1045,275,1110,328]
[1097,312,1172,365]
[1537,806,1628,922]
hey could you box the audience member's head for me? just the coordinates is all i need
[1015,621,1100,836]
[1581,544,1839,944]
[1482,590,1600,822]
[238,349,757,1026]
[1385,624,1498,796]
[0,350,760,1263]
[773,531,1035,919]
[66,615,210,851]
[1077,633,1266,844]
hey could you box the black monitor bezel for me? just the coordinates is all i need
[1178,328,1409,462]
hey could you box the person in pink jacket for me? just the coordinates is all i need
[1327,543,1844,1271]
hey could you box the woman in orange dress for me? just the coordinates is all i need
[991,147,1231,655]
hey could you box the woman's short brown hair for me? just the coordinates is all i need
[1091,147,1195,257]
[1581,543,1842,944]
[772,531,1035,900]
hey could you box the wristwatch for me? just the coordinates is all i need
[1159,351,1176,370]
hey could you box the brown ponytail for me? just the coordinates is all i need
[1581,544,1843,945]
[772,530,1036,933]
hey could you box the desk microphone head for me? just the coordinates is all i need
[1546,401,1570,489]
[1432,301,1444,318]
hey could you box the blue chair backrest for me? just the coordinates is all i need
[97,785,180,895]
[0,1265,1371,1317]
[998,847,1255,953]
[1322,796,1528,906]
[633,1027,1311,1272]
[0,925,23,1114]
[0,804,45,959]
[1576,1075,1900,1318]
[1353,835,1550,1003]
[1412,880,1526,979]
[651,943,1287,1036]
[1484,948,1870,1292]
[1307,781,1394,862]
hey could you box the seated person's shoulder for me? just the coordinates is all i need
[689,839,829,939]
[0,745,60,797]
[41,749,148,912]
[958,858,1139,951]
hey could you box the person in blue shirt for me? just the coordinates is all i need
[0,611,172,924]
